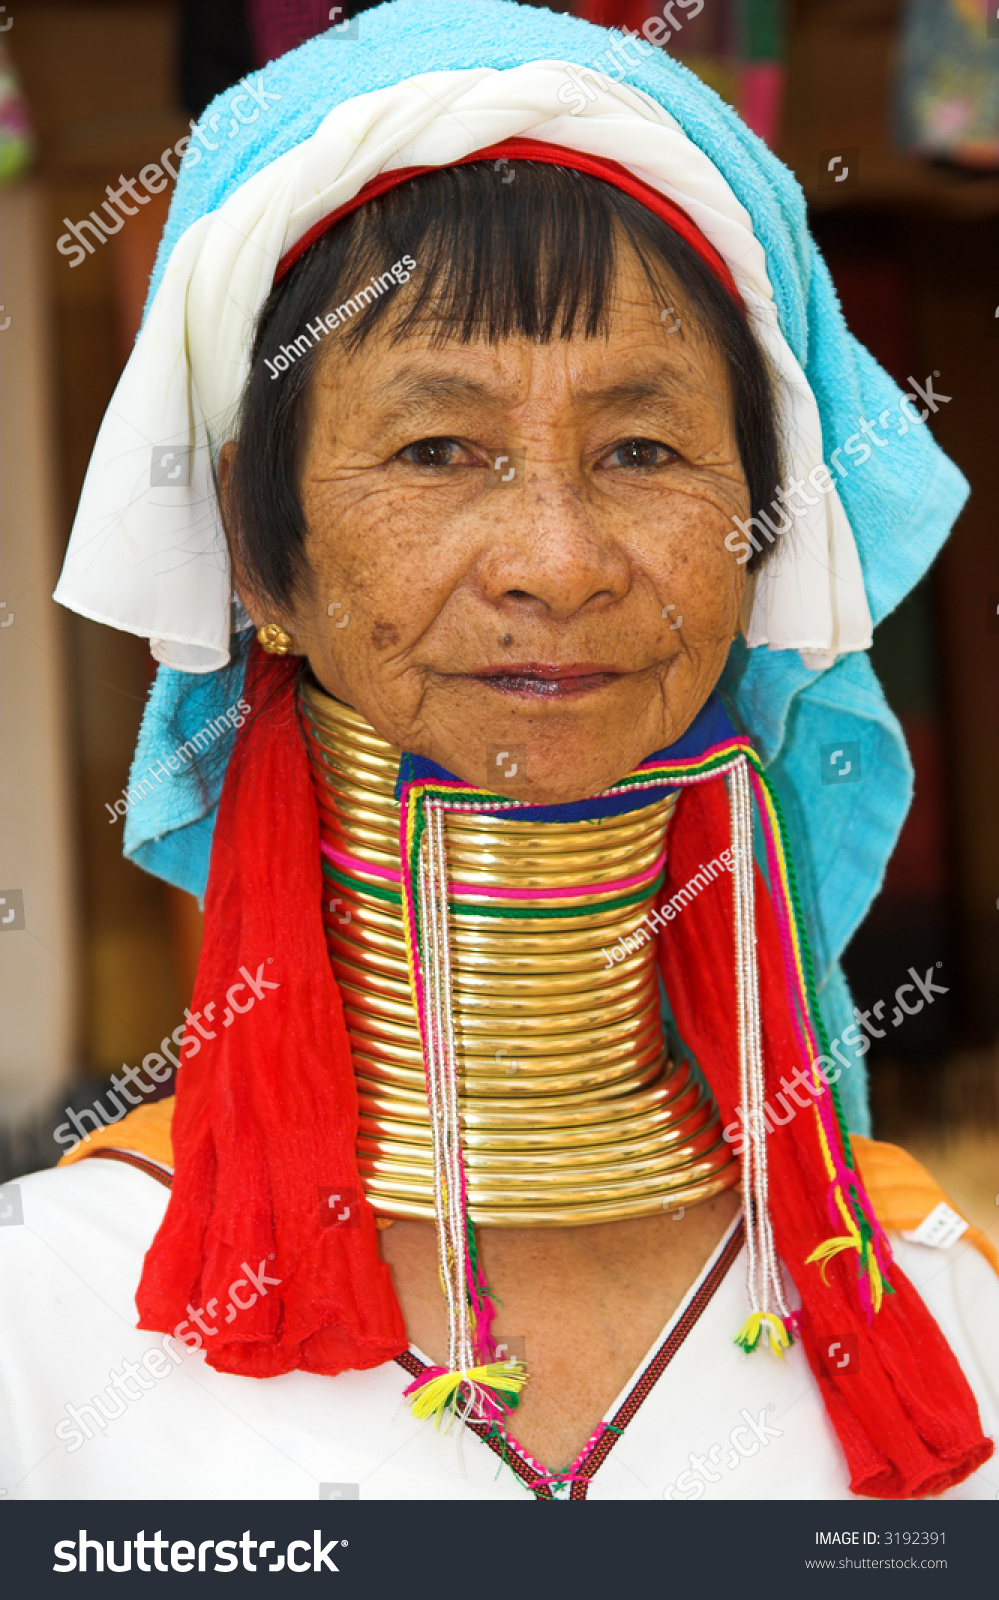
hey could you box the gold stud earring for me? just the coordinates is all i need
[257,622,294,656]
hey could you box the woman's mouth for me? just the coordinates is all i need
[469,664,621,699]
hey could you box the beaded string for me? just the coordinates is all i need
[417,806,468,1373]
[746,769,891,1314]
[403,800,528,1427]
[397,737,887,1415]
[620,744,889,1325]
[729,758,790,1355]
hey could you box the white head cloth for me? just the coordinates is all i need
[54,64,873,673]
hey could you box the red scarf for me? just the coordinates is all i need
[137,653,405,1375]
[660,781,991,1498]
[137,647,991,1495]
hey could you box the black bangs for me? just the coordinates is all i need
[230,161,783,610]
[307,162,623,348]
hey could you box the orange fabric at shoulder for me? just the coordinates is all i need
[54,1113,993,1271]
[51,1095,406,1223]
[58,1097,175,1171]
[852,1133,998,1277]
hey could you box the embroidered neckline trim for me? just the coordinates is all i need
[395,1213,745,1500]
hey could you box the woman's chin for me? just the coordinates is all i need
[433,736,648,805]
[376,680,677,801]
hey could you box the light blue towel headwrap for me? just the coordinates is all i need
[118,0,968,1135]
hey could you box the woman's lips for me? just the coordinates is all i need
[468,665,621,698]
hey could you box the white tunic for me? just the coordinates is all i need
[0,1159,996,1501]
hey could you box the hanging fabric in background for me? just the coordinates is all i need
[0,38,35,186]
[246,0,382,59]
[896,0,999,171]
[179,0,392,122]
[576,1,786,149]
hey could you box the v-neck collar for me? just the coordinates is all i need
[395,1213,745,1500]
[83,1147,744,1497]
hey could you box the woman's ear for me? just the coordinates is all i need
[218,441,305,658]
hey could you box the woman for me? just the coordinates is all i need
[2,0,997,1501]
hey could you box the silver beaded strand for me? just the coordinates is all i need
[419,803,475,1384]
[729,756,789,1345]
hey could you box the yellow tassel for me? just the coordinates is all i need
[805,1232,860,1284]
[733,1311,791,1359]
[806,1232,886,1315]
[407,1362,529,1429]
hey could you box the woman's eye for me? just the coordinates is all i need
[602,438,679,469]
[399,437,465,468]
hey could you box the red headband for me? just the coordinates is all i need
[274,136,741,304]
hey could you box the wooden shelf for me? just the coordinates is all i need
[779,0,999,218]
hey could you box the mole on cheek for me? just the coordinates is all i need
[369,620,400,649]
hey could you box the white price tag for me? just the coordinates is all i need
[901,1202,969,1251]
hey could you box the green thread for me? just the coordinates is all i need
[400,746,737,825]
[321,860,400,906]
[322,858,664,921]
[448,877,664,919]
[758,770,854,1168]
[482,1420,515,1480]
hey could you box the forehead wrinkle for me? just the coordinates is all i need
[366,368,497,425]
[353,346,722,433]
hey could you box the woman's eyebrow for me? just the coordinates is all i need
[367,367,690,419]
[577,375,685,410]
[369,369,494,419]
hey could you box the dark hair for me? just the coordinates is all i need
[228,161,782,606]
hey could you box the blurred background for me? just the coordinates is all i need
[1,0,997,1241]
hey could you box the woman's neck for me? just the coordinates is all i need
[380,1190,742,1470]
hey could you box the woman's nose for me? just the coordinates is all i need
[472,462,631,621]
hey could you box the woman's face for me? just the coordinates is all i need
[231,244,749,804]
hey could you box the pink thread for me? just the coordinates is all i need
[531,1418,613,1487]
[321,839,666,901]
[321,841,403,882]
[403,1364,450,1395]
[402,1366,516,1424]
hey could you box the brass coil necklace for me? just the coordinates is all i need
[300,678,738,1228]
